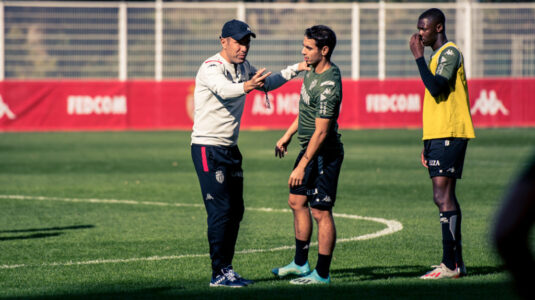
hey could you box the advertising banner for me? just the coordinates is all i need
[1,79,534,131]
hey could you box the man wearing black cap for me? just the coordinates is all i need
[191,19,308,288]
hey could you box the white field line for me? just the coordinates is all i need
[0,195,403,270]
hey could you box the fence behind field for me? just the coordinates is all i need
[2,1,535,81]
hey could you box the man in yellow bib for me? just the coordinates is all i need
[410,8,475,279]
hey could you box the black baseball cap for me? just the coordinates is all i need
[221,19,256,40]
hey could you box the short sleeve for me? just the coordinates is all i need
[315,80,341,119]
[435,46,461,81]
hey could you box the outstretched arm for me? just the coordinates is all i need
[244,68,272,93]
[263,61,310,92]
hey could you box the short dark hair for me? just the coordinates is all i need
[305,25,337,60]
[419,8,446,29]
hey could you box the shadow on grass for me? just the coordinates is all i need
[2,267,517,300]
[0,232,63,241]
[0,225,94,233]
[251,265,504,284]
[0,225,94,242]
[332,265,505,280]
[2,280,518,300]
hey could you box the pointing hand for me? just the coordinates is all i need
[244,68,272,93]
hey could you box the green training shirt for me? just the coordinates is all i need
[297,63,343,153]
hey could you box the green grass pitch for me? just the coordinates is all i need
[0,128,533,299]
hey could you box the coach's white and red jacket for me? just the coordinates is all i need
[191,52,300,147]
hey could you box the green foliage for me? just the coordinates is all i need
[0,128,533,299]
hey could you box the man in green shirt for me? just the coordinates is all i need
[271,25,344,285]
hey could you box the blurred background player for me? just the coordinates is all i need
[409,8,475,279]
[272,25,343,285]
[493,153,535,299]
[190,19,308,288]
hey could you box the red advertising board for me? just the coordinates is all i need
[0,78,534,131]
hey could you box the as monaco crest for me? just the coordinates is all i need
[215,170,225,184]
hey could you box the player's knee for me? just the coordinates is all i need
[311,208,331,222]
[433,193,459,212]
[288,196,307,210]
[432,194,443,207]
[432,191,448,206]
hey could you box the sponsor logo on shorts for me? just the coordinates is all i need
[429,160,441,166]
[307,188,318,196]
[322,195,332,203]
[215,170,225,184]
[206,193,214,201]
[315,195,332,203]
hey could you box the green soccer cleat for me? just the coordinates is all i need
[271,260,311,278]
[289,269,330,285]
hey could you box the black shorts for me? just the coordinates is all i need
[290,149,344,210]
[423,138,468,179]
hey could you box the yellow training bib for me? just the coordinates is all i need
[422,42,475,140]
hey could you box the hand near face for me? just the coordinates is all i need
[410,33,424,59]
[297,61,311,72]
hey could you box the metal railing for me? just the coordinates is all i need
[1,1,534,80]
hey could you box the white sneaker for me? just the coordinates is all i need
[420,263,463,279]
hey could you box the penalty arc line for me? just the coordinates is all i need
[0,194,403,270]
